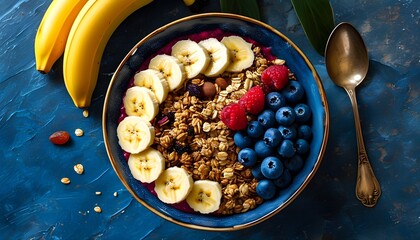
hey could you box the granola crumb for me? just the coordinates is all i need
[94,206,102,213]
[75,128,84,137]
[83,109,89,118]
[73,164,84,174]
[61,177,70,185]
[95,191,102,195]
[113,192,118,197]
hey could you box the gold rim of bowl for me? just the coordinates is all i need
[102,12,330,231]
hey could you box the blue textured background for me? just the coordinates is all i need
[1,0,419,239]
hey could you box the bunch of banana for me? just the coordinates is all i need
[34,0,154,108]
[34,0,89,73]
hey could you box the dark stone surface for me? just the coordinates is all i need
[1,0,419,239]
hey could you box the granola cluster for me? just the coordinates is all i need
[152,46,283,214]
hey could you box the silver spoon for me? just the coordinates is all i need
[325,22,381,207]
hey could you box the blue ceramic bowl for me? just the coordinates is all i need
[103,13,329,231]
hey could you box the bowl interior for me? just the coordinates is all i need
[103,13,329,230]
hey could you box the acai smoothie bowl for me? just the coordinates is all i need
[103,13,329,231]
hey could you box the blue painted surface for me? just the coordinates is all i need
[1,0,419,239]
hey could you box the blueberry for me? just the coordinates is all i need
[294,103,312,123]
[234,131,253,149]
[256,179,277,200]
[273,169,292,189]
[263,128,282,147]
[237,148,258,167]
[257,110,276,128]
[278,125,297,140]
[295,138,310,155]
[251,164,265,180]
[247,121,264,138]
[254,140,275,159]
[265,91,286,111]
[284,155,304,174]
[275,106,296,126]
[297,125,312,140]
[277,139,295,158]
[282,80,304,103]
[261,156,284,179]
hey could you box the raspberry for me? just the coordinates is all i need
[261,65,289,91]
[238,86,265,115]
[220,103,248,130]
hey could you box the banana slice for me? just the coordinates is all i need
[134,69,169,104]
[171,39,210,79]
[221,36,255,72]
[128,147,165,183]
[154,167,193,204]
[186,180,222,214]
[117,116,155,154]
[148,54,186,91]
[198,38,230,77]
[123,86,159,121]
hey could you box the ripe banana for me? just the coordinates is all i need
[34,0,89,73]
[128,147,165,183]
[123,86,159,122]
[171,39,210,79]
[134,69,169,104]
[186,180,222,214]
[117,116,155,154]
[148,54,186,91]
[154,167,193,204]
[63,0,154,108]
[198,38,230,77]
[221,36,255,72]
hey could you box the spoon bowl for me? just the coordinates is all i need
[325,23,369,89]
[325,22,381,207]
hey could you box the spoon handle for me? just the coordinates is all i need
[345,88,381,207]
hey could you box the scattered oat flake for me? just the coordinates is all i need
[94,206,102,213]
[75,128,84,137]
[95,191,102,195]
[83,109,89,118]
[61,177,70,185]
[73,164,84,174]
[113,192,118,197]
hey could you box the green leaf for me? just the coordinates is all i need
[220,0,260,20]
[291,0,335,55]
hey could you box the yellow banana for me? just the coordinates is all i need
[34,0,89,74]
[63,0,154,108]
